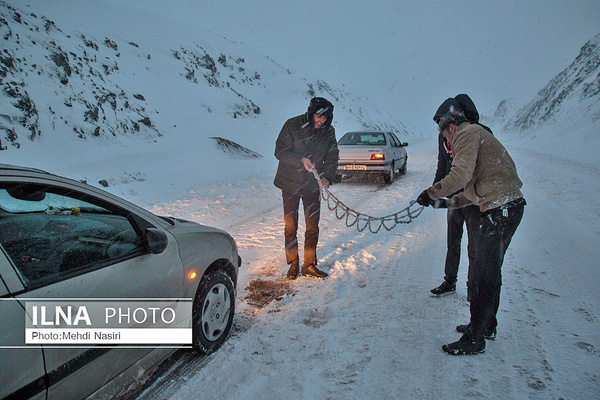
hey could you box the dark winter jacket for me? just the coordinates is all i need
[433,134,463,199]
[434,133,452,185]
[274,113,339,196]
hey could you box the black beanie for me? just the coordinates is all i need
[433,98,462,123]
[454,94,480,123]
[307,97,334,128]
[435,98,467,132]
[308,97,334,116]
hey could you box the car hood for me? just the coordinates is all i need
[161,216,240,270]
[161,216,230,236]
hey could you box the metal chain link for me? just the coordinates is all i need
[311,168,425,233]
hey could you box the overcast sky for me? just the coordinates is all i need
[35,0,600,133]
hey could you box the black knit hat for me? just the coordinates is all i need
[433,98,461,123]
[454,93,480,123]
[307,97,334,129]
[434,98,467,132]
[308,97,334,116]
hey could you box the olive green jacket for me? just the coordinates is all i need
[427,122,523,212]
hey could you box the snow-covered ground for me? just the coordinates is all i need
[121,135,600,400]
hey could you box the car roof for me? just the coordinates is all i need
[0,163,174,229]
[0,163,50,174]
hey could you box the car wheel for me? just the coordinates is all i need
[399,158,407,174]
[192,269,235,355]
[384,162,395,184]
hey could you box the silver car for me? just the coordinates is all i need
[336,131,408,184]
[0,164,241,399]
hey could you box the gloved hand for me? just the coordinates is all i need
[417,190,434,207]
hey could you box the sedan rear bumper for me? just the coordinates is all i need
[337,161,392,174]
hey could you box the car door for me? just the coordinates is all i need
[0,181,183,399]
[42,241,183,400]
[388,132,406,167]
[0,254,47,400]
[385,132,399,167]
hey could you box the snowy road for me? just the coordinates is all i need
[136,137,600,399]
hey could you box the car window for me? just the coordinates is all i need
[338,133,362,145]
[389,132,403,146]
[387,133,398,147]
[0,189,103,213]
[0,184,143,288]
[339,132,386,146]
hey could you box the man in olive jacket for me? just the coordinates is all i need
[429,94,491,298]
[417,99,525,355]
[274,97,339,279]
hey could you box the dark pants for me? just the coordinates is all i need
[468,203,524,341]
[444,205,480,295]
[282,191,321,267]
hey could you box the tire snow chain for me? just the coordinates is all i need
[311,168,425,234]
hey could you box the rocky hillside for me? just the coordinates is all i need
[504,33,600,132]
[0,0,408,151]
[0,1,161,147]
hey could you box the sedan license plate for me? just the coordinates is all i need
[345,165,367,170]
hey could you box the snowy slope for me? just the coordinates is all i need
[0,0,408,164]
[507,33,600,131]
[497,33,600,167]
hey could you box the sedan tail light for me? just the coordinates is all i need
[370,153,385,160]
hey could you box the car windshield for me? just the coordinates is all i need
[338,132,386,146]
[0,188,103,213]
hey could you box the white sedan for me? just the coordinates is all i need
[336,131,408,184]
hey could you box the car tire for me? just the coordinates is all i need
[384,162,395,184]
[192,269,235,355]
[399,158,407,174]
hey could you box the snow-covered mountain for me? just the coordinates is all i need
[0,0,409,153]
[479,33,600,167]
[0,1,159,146]
[506,33,600,132]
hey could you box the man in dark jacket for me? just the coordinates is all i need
[430,95,489,298]
[274,97,339,279]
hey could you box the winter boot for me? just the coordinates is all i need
[301,264,328,278]
[442,334,485,355]
[287,260,300,280]
[456,324,497,340]
[430,280,456,296]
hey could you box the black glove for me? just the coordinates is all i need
[417,190,434,207]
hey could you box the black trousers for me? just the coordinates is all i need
[282,191,321,267]
[444,205,480,292]
[468,202,524,341]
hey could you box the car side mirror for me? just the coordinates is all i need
[402,142,408,147]
[145,228,168,254]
